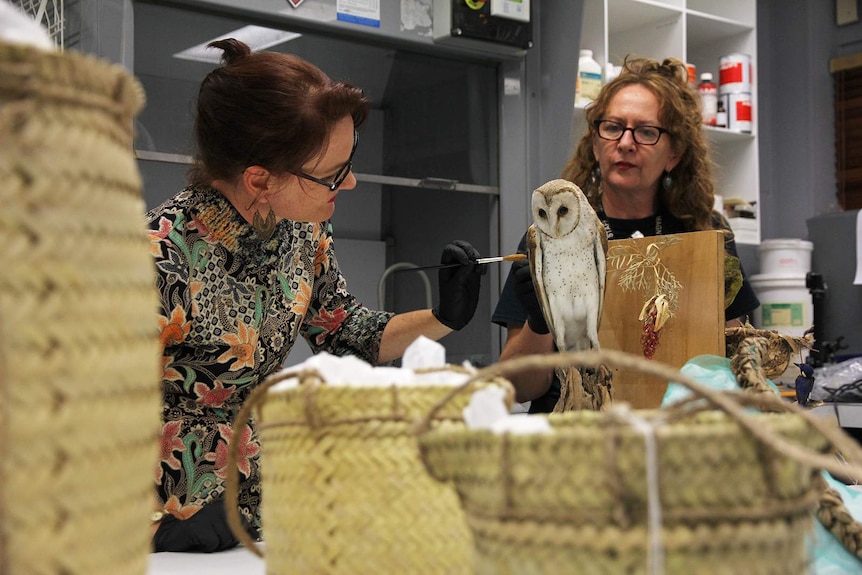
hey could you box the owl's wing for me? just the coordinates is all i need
[526,224,557,340]
[593,212,608,328]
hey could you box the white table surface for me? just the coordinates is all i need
[146,544,264,575]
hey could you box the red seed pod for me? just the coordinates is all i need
[641,307,660,359]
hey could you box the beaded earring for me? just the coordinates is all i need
[590,164,601,185]
[662,171,673,191]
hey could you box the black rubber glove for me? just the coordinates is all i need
[512,258,550,334]
[432,240,486,331]
[153,498,254,553]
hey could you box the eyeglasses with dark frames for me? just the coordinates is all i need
[294,130,359,191]
[594,120,669,146]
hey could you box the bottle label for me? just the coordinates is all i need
[579,71,602,101]
[698,83,718,126]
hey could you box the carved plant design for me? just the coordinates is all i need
[606,237,683,358]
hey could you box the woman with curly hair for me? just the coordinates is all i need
[492,55,759,410]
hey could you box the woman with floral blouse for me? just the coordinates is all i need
[146,38,485,552]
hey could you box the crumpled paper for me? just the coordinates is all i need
[0,1,54,50]
[271,335,473,391]
[463,385,553,434]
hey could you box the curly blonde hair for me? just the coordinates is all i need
[561,55,717,231]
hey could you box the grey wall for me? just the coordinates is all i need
[756,0,862,260]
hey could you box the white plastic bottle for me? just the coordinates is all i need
[575,49,602,108]
[698,72,718,126]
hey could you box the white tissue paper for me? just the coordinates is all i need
[402,334,446,369]
[270,337,552,434]
[0,1,54,51]
[463,385,553,435]
[271,336,471,392]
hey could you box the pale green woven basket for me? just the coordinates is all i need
[226,367,512,575]
[417,348,862,575]
[0,42,161,575]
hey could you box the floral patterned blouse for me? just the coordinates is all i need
[146,186,393,531]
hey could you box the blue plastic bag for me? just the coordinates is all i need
[660,354,780,407]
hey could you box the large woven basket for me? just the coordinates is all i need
[226,366,511,574]
[0,42,161,574]
[417,349,862,575]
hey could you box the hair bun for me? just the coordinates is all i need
[208,38,251,65]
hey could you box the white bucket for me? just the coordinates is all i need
[758,239,813,276]
[750,273,813,383]
[751,274,812,337]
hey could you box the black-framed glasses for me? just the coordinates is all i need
[594,120,669,146]
[295,130,359,191]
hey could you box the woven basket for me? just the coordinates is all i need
[0,42,161,574]
[226,366,511,574]
[417,349,862,575]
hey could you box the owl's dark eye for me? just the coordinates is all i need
[538,209,547,219]
[558,206,569,217]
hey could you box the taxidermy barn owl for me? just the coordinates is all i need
[526,179,612,411]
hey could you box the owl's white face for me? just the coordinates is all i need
[531,186,583,239]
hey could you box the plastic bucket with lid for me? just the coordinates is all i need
[758,239,813,276]
[750,273,812,383]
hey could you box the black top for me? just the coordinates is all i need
[492,208,760,413]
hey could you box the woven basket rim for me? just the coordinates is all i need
[0,41,144,117]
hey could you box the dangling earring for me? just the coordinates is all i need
[252,209,276,240]
[246,194,276,241]
[662,171,673,191]
[590,164,601,185]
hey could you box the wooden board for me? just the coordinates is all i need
[598,230,726,409]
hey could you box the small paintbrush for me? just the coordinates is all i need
[394,253,526,272]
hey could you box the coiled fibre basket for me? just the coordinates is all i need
[417,349,862,575]
[0,42,161,574]
[226,367,511,575]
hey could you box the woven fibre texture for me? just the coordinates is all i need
[420,408,827,575]
[0,42,161,575]
[257,379,490,575]
[468,513,813,575]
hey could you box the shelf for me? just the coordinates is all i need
[608,0,681,36]
[686,0,755,24]
[134,150,500,196]
[686,11,753,51]
[704,126,756,144]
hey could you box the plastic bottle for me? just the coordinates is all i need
[575,49,602,108]
[716,98,727,128]
[698,72,718,126]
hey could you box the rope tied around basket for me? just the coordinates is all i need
[605,403,666,575]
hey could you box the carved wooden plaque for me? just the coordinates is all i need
[598,230,726,408]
